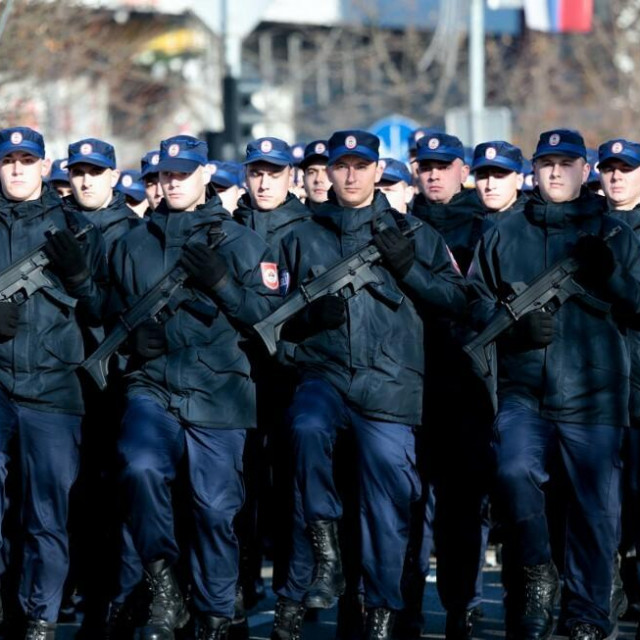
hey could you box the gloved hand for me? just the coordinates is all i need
[572,235,616,289]
[132,322,166,359]
[44,229,89,282]
[306,295,346,332]
[0,302,19,340]
[181,243,228,290]
[508,311,554,350]
[373,227,415,279]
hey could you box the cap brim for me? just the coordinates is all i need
[532,147,584,161]
[416,152,460,163]
[210,176,235,188]
[0,142,44,160]
[141,167,160,178]
[116,185,146,201]
[67,155,114,169]
[598,153,640,169]
[300,154,329,170]
[471,158,521,173]
[242,153,292,166]
[327,147,378,165]
[156,158,202,173]
[380,171,410,184]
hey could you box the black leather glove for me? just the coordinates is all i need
[181,243,228,290]
[132,322,167,359]
[0,302,19,340]
[373,227,415,278]
[281,295,346,342]
[572,235,616,289]
[508,311,554,350]
[44,229,89,283]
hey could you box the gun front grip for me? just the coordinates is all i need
[463,341,492,378]
[253,319,281,356]
[79,354,110,391]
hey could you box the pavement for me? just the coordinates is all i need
[52,558,640,639]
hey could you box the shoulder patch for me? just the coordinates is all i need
[260,262,279,290]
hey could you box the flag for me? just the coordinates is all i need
[524,0,593,33]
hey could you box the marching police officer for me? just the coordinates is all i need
[271,130,467,640]
[208,161,242,215]
[116,169,149,218]
[299,140,331,209]
[468,129,640,640]
[0,126,107,640]
[110,134,280,640]
[375,158,414,215]
[141,150,163,212]
[471,141,527,222]
[47,158,72,198]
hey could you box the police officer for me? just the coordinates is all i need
[111,134,280,640]
[116,169,149,218]
[141,150,163,212]
[208,161,242,215]
[598,139,640,629]
[234,138,311,611]
[471,141,527,222]
[299,140,331,209]
[0,126,107,640]
[375,158,413,214]
[47,158,72,198]
[468,129,640,640]
[271,129,467,640]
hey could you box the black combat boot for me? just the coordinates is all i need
[569,622,606,640]
[270,597,306,640]
[364,608,395,640]
[197,615,232,640]
[303,520,346,608]
[230,588,249,640]
[24,619,56,640]
[134,559,189,640]
[516,561,559,640]
[444,609,473,640]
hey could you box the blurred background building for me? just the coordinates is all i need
[0,0,635,165]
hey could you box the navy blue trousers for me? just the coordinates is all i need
[0,389,81,621]
[278,377,420,610]
[118,396,246,618]
[493,400,623,633]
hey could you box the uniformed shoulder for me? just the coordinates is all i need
[220,217,271,256]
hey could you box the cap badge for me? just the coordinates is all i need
[60,160,68,170]
[345,136,357,150]
[10,132,23,145]
[168,144,180,157]
[549,133,561,146]
[151,154,159,165]
[293,146,304,158]
[122,175,133,187]
[428,137,440,150]
[485,147,497,160]
[314,142,326,154]
[80,143,93,155]
[612,141,624,154]
[260,140,273,153]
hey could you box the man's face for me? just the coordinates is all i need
[0,152,49,202]
[417,158,468,204]
[599,159,640,211]
[144,174,163,210]
[474,167,523,212]
[245,162,291,211]
[327,155,383,209]
[52,182,72,199]
[377,180,413,214]
[303,162,331,204]
[69,163,119,211]
[159,165,210,211]
[534,154,589,203]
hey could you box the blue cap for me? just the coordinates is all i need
[598,138,640,169]
[68,138,116,169]
[408,127,441,153]
[115,170,146,202]
[300,140,329,170]
[208,161,240,188]
[378,158,412,184]
[244,137,293,166]
[48,158,70,184]
[141,150,160,178]
[0,127,45,160]
[290,142,306,167]
[157,135,208,173]
[471,141,523,173]
[328,130,379,165]
[533,129,586,161]
[416,132,465,163]
[585,148,600,184]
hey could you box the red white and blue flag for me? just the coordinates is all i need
[524,0,593,33]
